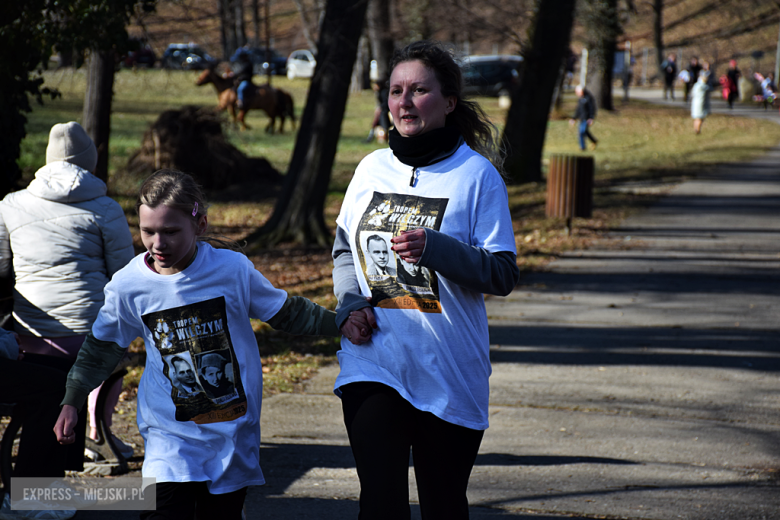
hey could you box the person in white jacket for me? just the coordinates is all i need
[0,121,136,460]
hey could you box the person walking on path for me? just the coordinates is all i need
[724,59,741,108]
[54,169,351,520]
[0,121,136,459]
[691,70,714,134]
[332,40,520,519]
[661,53,678,100]
[570,85,598,151]
[684,56,702,103]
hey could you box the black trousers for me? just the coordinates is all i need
[140,482,247,520]
[341,382,484,520]
[0,353,86,478]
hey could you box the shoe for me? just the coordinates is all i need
[110,434,135,459]
[84,448,100,462]
[85,434,134,460]
[589,142,598,151]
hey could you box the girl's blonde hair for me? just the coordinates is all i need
[136,169,243,252]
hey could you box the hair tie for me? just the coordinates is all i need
[192,202,198,217]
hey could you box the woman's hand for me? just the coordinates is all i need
[340,307,377,345]
[54,405,79,444]
[391,228,426,264]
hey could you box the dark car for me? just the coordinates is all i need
[461,55,524,97]
[122,38,157,68]
[231,47,287,76]
[162,43,217,70]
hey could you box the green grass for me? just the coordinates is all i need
[19,71,780,393]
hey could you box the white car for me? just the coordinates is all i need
[286,49,316,79]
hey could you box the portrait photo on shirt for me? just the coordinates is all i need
[361,231,397,280]
[165,352,204,399]
[396,257,433,294]
[196,350,239,404]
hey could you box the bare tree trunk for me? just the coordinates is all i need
[82,49,115,183]
[775,15,780,84]
[235,0,247,49]
[584,0,620,111]
[652,0,664,75]
[351,35,370,91]
[587,32,617,110]
[264,0,272,84]
[292,0,322,52]
[253,0,260,45]
[245,0,369,248]
[366,0,394,80]
[219,0,245,59]
[220,0,230,59]
[501,0,576,184]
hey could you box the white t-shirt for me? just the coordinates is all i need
[335,143,516,430]
[92,243,287,493]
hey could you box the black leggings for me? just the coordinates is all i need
[341,382,484,520]
[140,482,247,520]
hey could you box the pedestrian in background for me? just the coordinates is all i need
[725,59,741,108]
[0,121,136,460]
[570,85,598,151]
[691,71,714,135]
[365,76,391,144]
[684,57,702,103]
[661,53,678,100]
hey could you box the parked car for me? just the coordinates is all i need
[286,49,316,79]
[231,47,287,76]
[460,55,524,97]
[162,43,217,70]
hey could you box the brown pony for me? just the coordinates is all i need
[272,88,296,134]
[195,67,295,133]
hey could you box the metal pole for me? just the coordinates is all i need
[642,47,648,85]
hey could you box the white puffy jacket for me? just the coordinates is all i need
[0,161,135,337]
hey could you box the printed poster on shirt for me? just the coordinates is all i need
[356,191,448,313]
[142,296,246,424]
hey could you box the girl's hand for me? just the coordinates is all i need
[391,228,426,264]
[54,405,79,444]
[340,308,377,345]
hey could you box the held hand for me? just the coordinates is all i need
[569,118,576,126]
[587,119,594,126]
[54,405,79,445]
[340,307,377,345]
[391,228,426,264]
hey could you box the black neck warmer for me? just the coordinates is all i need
[389,126,463,167]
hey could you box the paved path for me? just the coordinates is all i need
[628,84,780,122]
[75,91,780,519]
